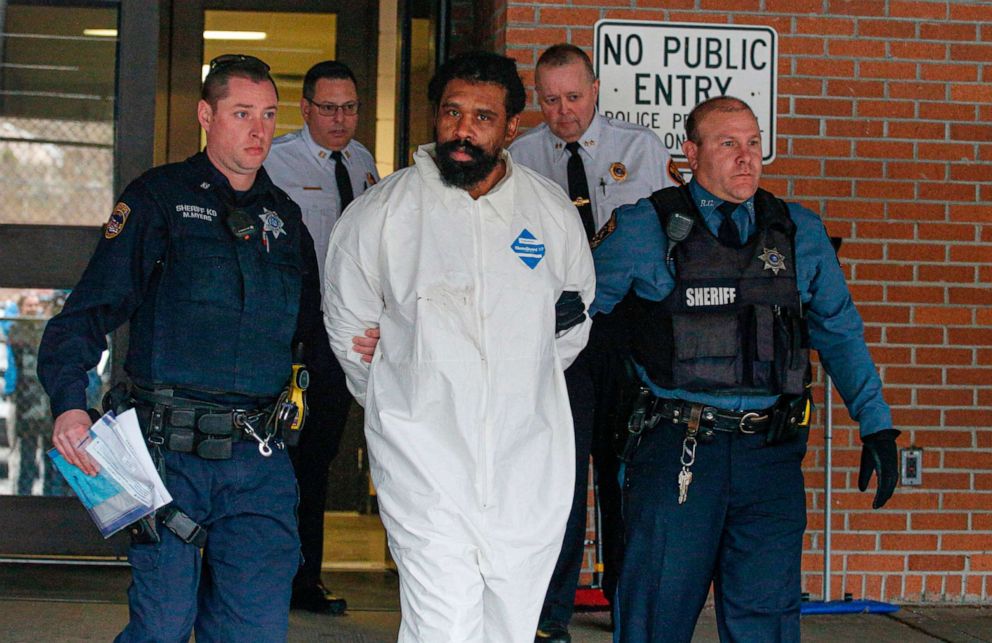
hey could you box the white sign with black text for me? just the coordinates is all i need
[594,20,778,163]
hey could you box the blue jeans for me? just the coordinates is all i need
[615,420,808,643]
[116,441,300,643]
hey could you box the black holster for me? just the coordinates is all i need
[765,389,812,446]
[105,384,210,548]
[617,387,661,462]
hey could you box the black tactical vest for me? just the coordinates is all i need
[126,154,303,399]
[630,185,810,396]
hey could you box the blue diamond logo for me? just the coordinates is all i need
[511,228,545,270]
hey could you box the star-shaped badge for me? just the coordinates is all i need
[259,208,285,239]
[759,247,787,275]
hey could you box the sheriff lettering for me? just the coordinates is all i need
[685,286,737,307]
[176,203,218,222]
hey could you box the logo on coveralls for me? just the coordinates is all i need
[511,229,545,270]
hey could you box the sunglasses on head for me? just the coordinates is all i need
[208,54,270,74]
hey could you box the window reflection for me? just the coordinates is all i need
[0,4,117,225]
[0,289,111,496]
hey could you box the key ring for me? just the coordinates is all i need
[237,411,273,457]
[681,436,697,467]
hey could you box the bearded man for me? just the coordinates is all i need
[322,51,595,642]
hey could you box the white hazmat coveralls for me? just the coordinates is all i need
[324,144,595,642]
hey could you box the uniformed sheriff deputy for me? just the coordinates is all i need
[593,96,899,642]
[38,55,327,641]
[265,59,379,616]
[509,43,680,642]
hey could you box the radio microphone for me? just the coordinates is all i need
[666,211,693,260]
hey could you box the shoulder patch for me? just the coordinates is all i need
[104,201,131,239]
[589,211,618,251]
[668,158,687,186]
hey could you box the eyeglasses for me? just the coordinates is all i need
[305,97,360,116]
[208,54,270,74]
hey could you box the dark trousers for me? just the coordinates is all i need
[117,442,300,642]
[288,344,352,587]
[615,419,809,643]
[540,312,628,628]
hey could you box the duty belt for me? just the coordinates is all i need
[653,398,772,434]
[130,386,276,459]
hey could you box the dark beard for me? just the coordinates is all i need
[435,139,500,190]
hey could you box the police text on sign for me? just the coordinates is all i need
[594,21,778,163]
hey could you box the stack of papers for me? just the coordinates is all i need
[49,409,172,538]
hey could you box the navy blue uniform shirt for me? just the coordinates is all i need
[39,152,322,416]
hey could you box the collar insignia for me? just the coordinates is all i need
[759,247,786,275]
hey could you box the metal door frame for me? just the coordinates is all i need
[0,0,158,560]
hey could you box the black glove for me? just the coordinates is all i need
[858,429,900,509]
[555,290,586,333]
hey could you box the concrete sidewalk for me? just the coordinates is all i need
[0,564,989,642]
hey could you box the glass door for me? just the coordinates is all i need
[0,0,158,559]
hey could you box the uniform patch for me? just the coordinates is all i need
[589,212,617,251]
[511,228,545,270]
[609,162,627,183]
[759,247,787,275]
[668,158,687,186]
[104,202,131,239]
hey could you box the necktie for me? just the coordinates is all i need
[717,200,742,248]
[330,150,354,211]
[565,142,595,240]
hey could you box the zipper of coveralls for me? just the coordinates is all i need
[471,197,492,510]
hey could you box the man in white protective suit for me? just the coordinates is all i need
[323,51,595,642]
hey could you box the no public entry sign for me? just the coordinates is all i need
[594,20,778,163]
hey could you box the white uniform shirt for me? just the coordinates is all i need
[265,125,379,283]
[509,113,679,233]
[322,144,595,640]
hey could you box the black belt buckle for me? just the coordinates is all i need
[738,411,765,434]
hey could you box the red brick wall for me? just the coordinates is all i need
[458,1,992,605]
[451,0,508,54]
